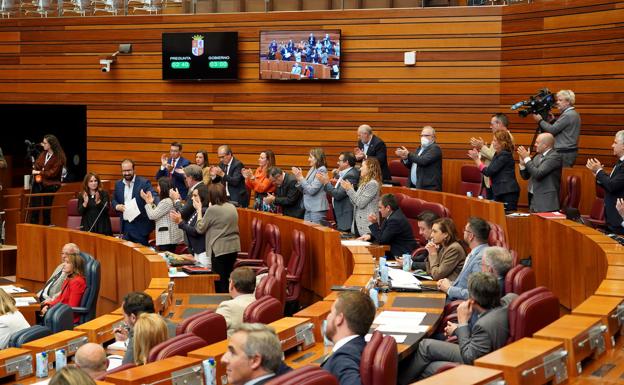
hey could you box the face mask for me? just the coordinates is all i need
[421,137,431,147]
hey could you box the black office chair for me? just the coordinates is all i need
[9,325,52,348]
[73,252,101,325]
[43,303,74,333]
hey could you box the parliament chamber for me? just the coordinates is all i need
[0,0,623,384]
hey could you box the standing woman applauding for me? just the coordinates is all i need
[30,134,66,225]
[142,178,184,252]
[344,157,382,237]
[243,150,276,210]
[77,172,112,235]
[292,148,328,224]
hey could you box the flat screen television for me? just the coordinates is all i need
[162,32,238,81]
[259,30,341,81]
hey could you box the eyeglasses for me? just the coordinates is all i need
[420,134,433,138]
[464,228,473,235]
[218,155,226,159]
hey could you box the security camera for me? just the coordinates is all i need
[100,59,113,73]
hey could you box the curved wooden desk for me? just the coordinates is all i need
[16,224,168,315]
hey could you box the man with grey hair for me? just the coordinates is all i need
[483,246,514,293]
[396,126,443,191]
[533,89,581,167]
[75,343,108,379]
[38,243,80,302]
[221,323,283,385]
[213,145,248,208]
[355,124,391,181]
[170,164,204,221]
[518,132,563,212]
[587,130,624,234]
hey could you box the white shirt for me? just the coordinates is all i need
[124,175,136,204]
[0,311,30,349]
[224,158,233,196]
[332,334,359,353]
[244,373,275,385]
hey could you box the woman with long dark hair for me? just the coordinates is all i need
[243,150,276,210]
[30,134,66,225]
[195,149,213,186]
[77,172,112,235]
[142,177,183,252]
[424,218,467,281]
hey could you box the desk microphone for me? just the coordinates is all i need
[280,322,315,346]
[87,200,109,233]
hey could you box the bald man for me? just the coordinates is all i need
[518,133,563,212]
[75,343,108,379]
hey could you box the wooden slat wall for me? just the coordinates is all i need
[0,0,620,209]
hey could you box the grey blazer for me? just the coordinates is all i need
[519,149,563,212]
[37,264,67,302]
[325,167,360,232]
[346,179,380,236]
[195,203,241,258]
[297,166,328,213]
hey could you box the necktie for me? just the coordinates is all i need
[611,160,622,177]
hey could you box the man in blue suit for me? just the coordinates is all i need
[155,142,190,199]
[113,159,158,246]
[437,217,490,301]
[321,291,376,385]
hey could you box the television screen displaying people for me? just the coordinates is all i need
[259,30,341,80]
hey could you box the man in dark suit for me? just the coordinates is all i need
[112,159,158,246]
[321,291,376,385]
[221,323,283,385]
[318,152,360,232]
[155,142,190,200]
[518,133,563,212]
[360,193,417,258]
[265,167,304,219]
[213,145,249,208]
[399,272,517,384]
[355,124,391,181]
[587,130,624,234]
[396,126,443,191]
[170,164,203,221]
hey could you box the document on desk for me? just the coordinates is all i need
[373,311,429,334]
[340,240,371,246]
[168,270,189,278]
[14,297,37,307]
[107,340,128,352]
[388,268,420,285]
[0,285,27,294]
[123,198,141,223]
[365,333,407,343]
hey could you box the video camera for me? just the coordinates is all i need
[24,139,41,162]
[510,88,555,119]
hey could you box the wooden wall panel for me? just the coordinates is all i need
[0,0,620,212]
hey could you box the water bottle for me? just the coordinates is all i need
[202,358,217,385]
[369,287,379,308]
[55,349,67,370]
[380,263,388,285]
[402,253,411,271]
[466,191,473,197]
[36,352,48,378]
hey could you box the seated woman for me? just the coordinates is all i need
[243,150,276,210]
[41,252,87,324]
[170,184,209,268]
[468,129,519,212]
[195,184,241,293]
[77,172,112,235]
[424,218,466,281]
[343,157,382,236]
[133,313,168,365]
[0,290,29,349]
[142,178,184,253]
[292,147,328,224]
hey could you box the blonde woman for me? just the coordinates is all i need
[343,157,382,236]
[133,313,168,365]
[292,148,328,224]
[0,290,29,349]
[49,366,96,385]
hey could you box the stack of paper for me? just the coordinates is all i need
[387,268,421,290]
[0,285,27,294]
[373,311,429,334]
[341,240,371,246]
[14,297,37,307]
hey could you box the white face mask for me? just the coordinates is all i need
[421,137,431,147]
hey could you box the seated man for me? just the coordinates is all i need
[38,243,79,302]
[265,167,304,219]
[437,217,490,301]
[409,211,439,270]
[482,246,514,295]
[321,291,376,385]
[216,267,257,337]
[114,292,174,365]
[399,272,517,384]
[221,323,283,385]
[75,343,108,380]
[360,193,417,258]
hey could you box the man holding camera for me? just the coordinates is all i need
[532,89,580,167]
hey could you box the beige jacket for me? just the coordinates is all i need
[195,202,241,258]
[216,293,256,337]
[425,241,466,281]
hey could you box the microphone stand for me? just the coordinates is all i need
[87,199,109,233]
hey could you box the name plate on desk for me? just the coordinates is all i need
[171,365,203,385]
[67,336,88,355]
[5,354,33,378]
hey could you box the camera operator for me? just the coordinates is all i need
[532,89,580,167]
[30,135,66,225]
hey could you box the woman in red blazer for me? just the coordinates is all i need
[40,252,87,324]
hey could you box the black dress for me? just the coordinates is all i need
[77,190,113,235]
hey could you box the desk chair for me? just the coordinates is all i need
[74,252,101,325]
[504,265,535,295]
[175,310,227,345]
[66,198,81,230]
[265,365,338,385]
[360,331,397,385]
[147,333,207,362]
[244,295,282,324]
[507,286,559,343]
[460,164,483,197]
[9,325,52,348]
[286,229,306,305]
[560,175,581,212]
[43,303,74,333]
